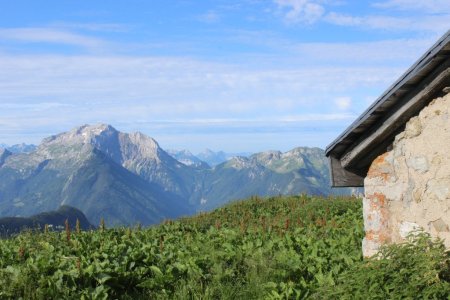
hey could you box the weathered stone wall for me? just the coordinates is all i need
[362,93,450,257]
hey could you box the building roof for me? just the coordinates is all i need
[325,30,450,187]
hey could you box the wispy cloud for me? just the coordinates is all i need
[0,53,399,104]
[274,0,325,24]
[334,97,352,111]
[142,113,356,125]
[271,0,450,34]
[1,3,445,151]
[49,22,131,33]
[373,0,450,13]
[197,11,221,23]
[0,49,396,149]
[2,102,73,111]
[290,38,433,65]
[0,27,108,51]
[325,12,450,34]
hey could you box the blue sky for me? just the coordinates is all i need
[0,0,449,153]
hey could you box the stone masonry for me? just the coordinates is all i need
[362,92,450,257]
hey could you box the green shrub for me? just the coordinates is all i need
[316,232,450,299]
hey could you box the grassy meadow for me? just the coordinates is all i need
[0,195,448,299]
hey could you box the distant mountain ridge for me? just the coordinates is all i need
[0,143,37,154]
[196,149,252,167]
[196,147,335,210]
[166,149,210,169]
[165,149,253,169]
[0,124,354,226]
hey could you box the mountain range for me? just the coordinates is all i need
[0,124,354,226]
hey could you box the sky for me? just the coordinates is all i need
[0,1,449,153]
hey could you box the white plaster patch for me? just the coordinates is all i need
[426,179,450,201]
[362,237,380,258]
[407,156,429,173]
[383,182,407,201]
[399,221,421,238]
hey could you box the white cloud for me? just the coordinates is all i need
[324,12,361,26]
[0,51,397,146]
[279,113,355,122]
[334,97,351,110]
[274,0,325,24]
[2,102,73,111]
[373,0,450,13]
[0,27,107,51]
[198,11,221,23]
[291,38,433,65]
[272,0,450,34]
[0,28,423,150]
[0,54,398,103]
[49,22,131,32]
[325,12,450,34]
[153,113,356,124]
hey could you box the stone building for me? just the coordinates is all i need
[325,31,450,257]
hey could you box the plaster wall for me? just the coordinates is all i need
[362,93,450,257]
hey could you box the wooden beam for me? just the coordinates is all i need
[341,66,450,170]
[329,156,364,187]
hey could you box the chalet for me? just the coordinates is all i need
[325,31,450,257]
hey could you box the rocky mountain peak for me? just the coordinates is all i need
[42,123,118,145]
[225,156,255,170]
[36,124,167,165]
[286,147,323,156]
[36,124,120,161]
[120,131,161,162]
[252,150,282,163]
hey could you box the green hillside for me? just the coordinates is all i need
[0,205,93,237]
[0,195,448,299]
